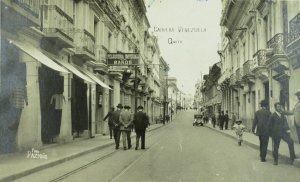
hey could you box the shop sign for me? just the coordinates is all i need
[107,53,139,66]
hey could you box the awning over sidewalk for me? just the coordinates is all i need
[76,66,112,90]
[58,61,95,83]
[8,38,69,73]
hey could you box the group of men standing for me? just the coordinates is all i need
[252,90,300,165]
[104,104,149,150]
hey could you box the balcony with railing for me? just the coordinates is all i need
[267,33,286,55]
[235,68,244,82]
[41,5,74,48]
[287,12,300,51]
[74,29,96,61]
[12,0,40,17]
[230,73,236,86]
[252,49,267,71]
[243,60,253,76]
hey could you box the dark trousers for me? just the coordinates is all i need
[127,131,131,148]
[113,128,120,149]
[272,132,296,162]
[108,125,113,139]
[259,136,269,160]
[224,120,228,129]
[220,120,224,130]
[212,120,216,128]
[135,129,146,149]
[296,124,300,144]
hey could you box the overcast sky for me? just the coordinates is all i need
[145,0,222,95]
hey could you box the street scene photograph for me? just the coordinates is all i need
[1,0,300,181]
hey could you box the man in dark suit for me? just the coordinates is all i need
[103,107,115,139]
[219,111,225,130]
[224,110,229,130]
[133,106,149,150]
[252,100,271,162]
[110,104,123,149]
[269,102,296,165]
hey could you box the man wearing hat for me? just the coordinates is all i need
[133,106,149,150]
[269,102,296,165]
[119,105,133,150]
[284,90,300,143]
[252,100,271,162]
[111,104,123,149]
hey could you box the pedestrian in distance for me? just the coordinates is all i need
[233,120,246,146]
[133,106,150,150]
[269,102,296,165]
[166,114,170,124]
[111,104,123,149]
[103,107,115,139]
[224,110,229,130]
[252,100,271,162]
[231,112,236,129]
[211,113,216,128]
[119,105,133,150]
[219,111,225,130]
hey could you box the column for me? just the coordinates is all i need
[17,53,42,151]
[58,73,73,143]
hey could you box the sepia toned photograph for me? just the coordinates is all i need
[0,0,300,181]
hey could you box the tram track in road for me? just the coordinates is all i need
[48,124,171,182]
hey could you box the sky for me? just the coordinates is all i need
[145,0,222,95]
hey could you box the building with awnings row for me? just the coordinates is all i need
[0,0,172,154]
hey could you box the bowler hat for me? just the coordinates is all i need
[295,90,300,95]
[116,104,123,108]
[137,105,143,110]
[260,100,268,106]
[236,120,242,123]
[124,105,131,109]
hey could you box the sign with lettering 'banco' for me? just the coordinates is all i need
[107,53,139,66]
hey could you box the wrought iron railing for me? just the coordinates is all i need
[82,30,95,55]
[230,73,236,85]
[253,49,267,67]
[236,68,243,81]
[12,0,40,17]
[243,60,253,76]
[42,5,74,41]
[289,12,300,44]
[267,33,286,54]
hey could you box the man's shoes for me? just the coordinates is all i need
[135,147,138,150]
[141,147,145,150]
[128,145,132,149]
[260,159,266,162]
[115,146,119,150]
[273,161,278,165]
[124,147,127,150]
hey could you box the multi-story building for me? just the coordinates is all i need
[0,0,169,153]
[167,77,179,118]
[201,62,222,117]
[159,56,170,121]
[219,0,300,140]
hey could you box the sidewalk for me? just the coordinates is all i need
[0,124,164,182]
[204,123,300,168]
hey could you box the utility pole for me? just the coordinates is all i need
[134,65,138,113]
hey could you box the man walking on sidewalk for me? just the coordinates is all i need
[103,107,115,139]
[252,100,271,162]
[111,104,123,149]
[219,111,225,130]
[224,110,229,130]
[119,105,133,150]
[133,106,149,150]
[269,102,296,165]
